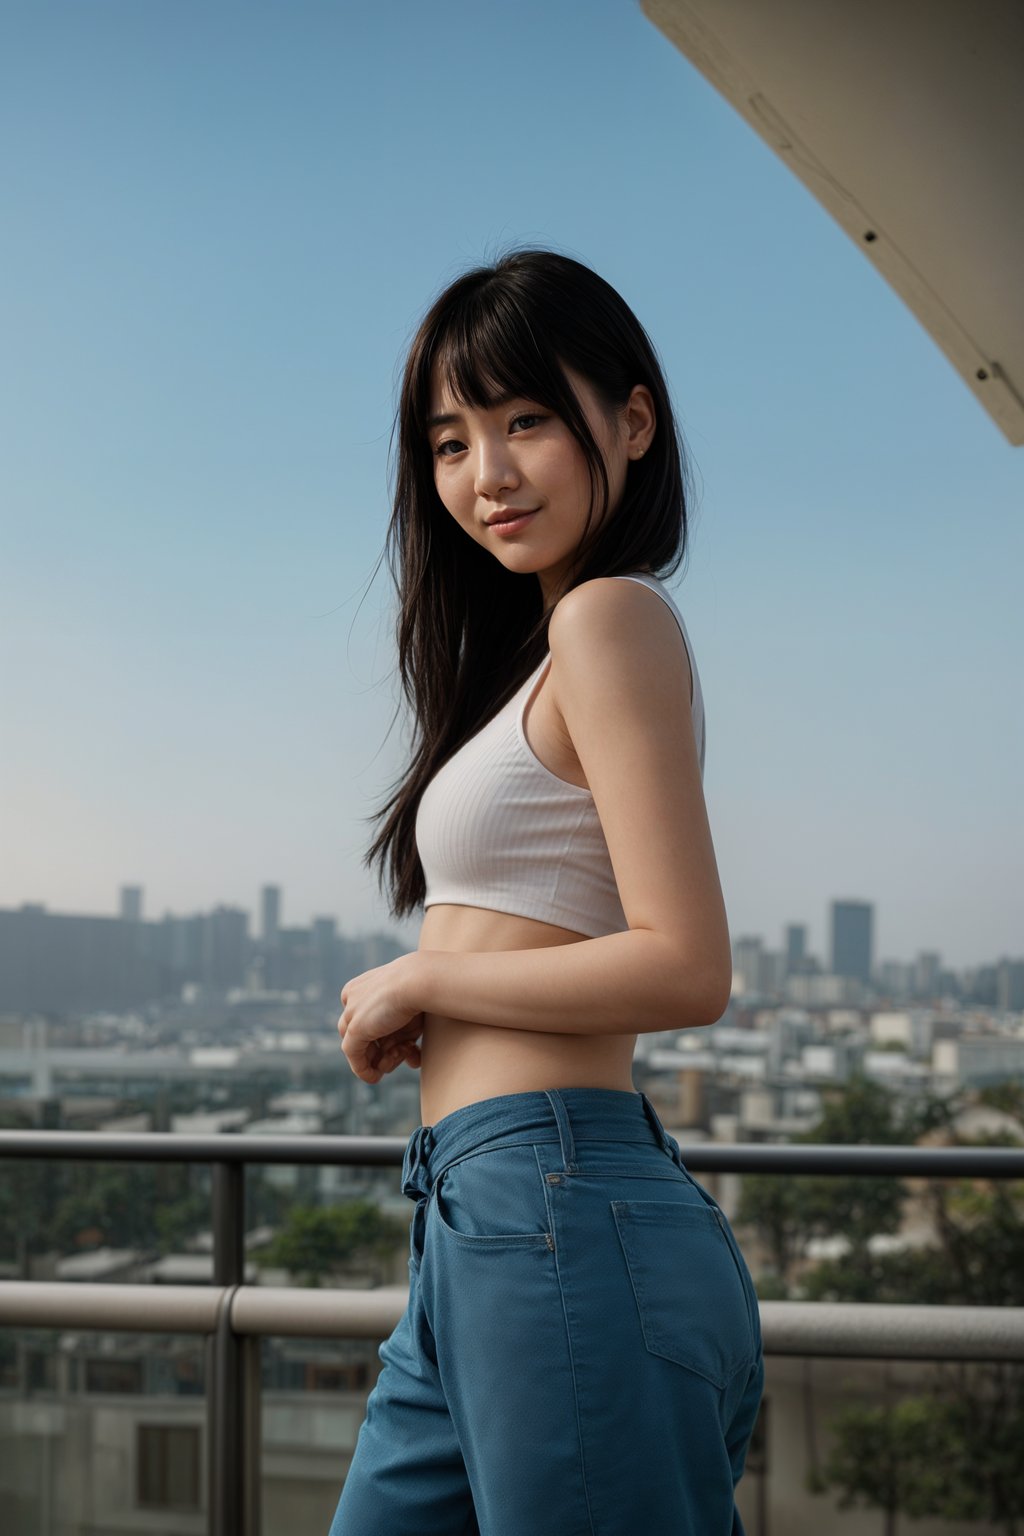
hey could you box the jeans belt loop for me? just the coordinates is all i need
[401,1123,437,1202]
[543,1088,578,1174]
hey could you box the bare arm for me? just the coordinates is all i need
[413,929,722,1036]
[406,577,732,1035]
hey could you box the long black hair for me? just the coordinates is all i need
[363,244,696,919]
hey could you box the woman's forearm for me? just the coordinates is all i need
[411,930,726,1037]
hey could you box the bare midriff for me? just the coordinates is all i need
[415,904,638,1126]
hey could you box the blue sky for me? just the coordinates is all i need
[2,0,1021,971]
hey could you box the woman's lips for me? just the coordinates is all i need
[488,510,538,536]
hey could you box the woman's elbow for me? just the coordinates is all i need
[681,958,732,1029]
[639,931,731,1030]
[705,956,733,1022]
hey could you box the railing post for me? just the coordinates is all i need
[208,1160,246,1536]
[213,1160,245,1287]
[242,1333,263,1536]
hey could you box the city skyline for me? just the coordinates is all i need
[2,881,1016,979]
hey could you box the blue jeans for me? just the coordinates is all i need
[328,1087,764,1536]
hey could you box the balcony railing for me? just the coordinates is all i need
[2,1131,1023,1536]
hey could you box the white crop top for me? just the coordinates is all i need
[414,573,706,938]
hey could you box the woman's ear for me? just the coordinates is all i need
[625,384,656,458]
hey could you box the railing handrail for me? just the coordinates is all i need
[0,1129,1022,1176]
[2,1280,1023,1361]
[4,1129,1022,1535]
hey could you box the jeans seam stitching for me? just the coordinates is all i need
[533,1144,556,1243]
[714,1211,761,1358]
[550,1219,599,1536]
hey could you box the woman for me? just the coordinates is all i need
[330,248,764,1536]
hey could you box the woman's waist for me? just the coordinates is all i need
[420,1011,634,1050]
[414,905,636,1123]
[417,1013,636,1121]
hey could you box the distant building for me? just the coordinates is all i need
[876,959,914,999]
[914,951,942,997]
[831,900,873,984]
[784,924,807,975]
[785,971,864,1008]
[201,906,249,991]
[870,1009,935,1059]
[0,904,162,1012]
[934,1036,1024,1087]
[261,885,281,946]
[996,958,1024,1012]
[733,936,765,996]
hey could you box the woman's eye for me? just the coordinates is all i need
[433,414,545,459]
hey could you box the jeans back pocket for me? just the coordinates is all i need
[611,1198,755,1389]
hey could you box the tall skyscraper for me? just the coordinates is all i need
[784,924,807,975]
[831,900,873,983]
[261,885,281,946]
[120,885,143,923]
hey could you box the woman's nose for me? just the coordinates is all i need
[473,436,519,497]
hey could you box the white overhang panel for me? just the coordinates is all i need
[641,0,1024,445]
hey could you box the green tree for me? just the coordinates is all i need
[802,1130,1024,1306]
[809,1387,956,1536]
[737,1074,911,1294]
[245,1170,291,1231]
[46,1161,205,1256]
[938,1362,1024,1532]
[977,1082,1024,1120]
[899,1084,968,1141]
[155,1190,211,1252]
[0,1158,56,1275]
[802,1241,958,1304]
[257,1201,406,1287]
[806,1105,1024,1532]
[733,1169,804,1283]
[812,1365,1024,1535]
[55,1165,144,1252]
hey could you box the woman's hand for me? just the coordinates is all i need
[337,952,426,1083]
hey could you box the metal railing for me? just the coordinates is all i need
[2,1131,1023,1536]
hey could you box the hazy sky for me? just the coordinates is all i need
[2,1,1021,971]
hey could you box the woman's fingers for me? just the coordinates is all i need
[336,1018,420,1079]
[375,1041,420,1074]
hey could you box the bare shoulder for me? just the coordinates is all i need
[549,573,663,625]
[548,576,693,702]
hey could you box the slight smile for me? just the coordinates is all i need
[486,509,539,535]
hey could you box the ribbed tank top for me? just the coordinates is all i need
[414,573,706,938]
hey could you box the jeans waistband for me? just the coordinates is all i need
[400,1087,683,1202]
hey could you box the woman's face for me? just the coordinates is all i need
[426,359,653,606]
